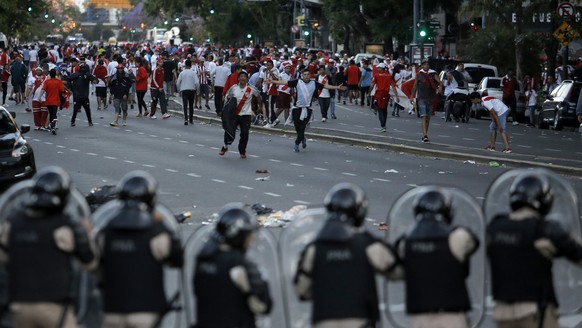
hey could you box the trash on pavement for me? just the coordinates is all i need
[488,161,500,167]
[255,176,270,181]
[251,203,273,215]
[384,169,399,173]
[373,222,389,231]
[257,205,308,227]
[464,160,476,164]
[256,169,272,174]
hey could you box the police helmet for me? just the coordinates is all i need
[216,203,256,250]
[510,173,553,215]
[117,171,158,209]
[29,166,72,211]
[323,183,368,227]
[413,187,453,224]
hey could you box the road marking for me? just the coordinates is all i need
[269,159,281,162]
[342,172,357,176]
[238,185,254,190]
[373,178,391,182]
[543,148,561,152]
[314,167,328,171]
[212,179,226,183]
[163,137,173,140]
[125,129,132,132]
[468,128,480,131]
[290,163,304,167]
[86,152,97,156]
[56,145,66,148]
[461,138,475,141]
[339,123,348,126]
[142,164,155,168]
[165,169,178,173]
[179,140,189,143]
[124,160,135,164]
[406,183,418,187]
[516,145,532,148]
[196,144,205,147]
[355,125,364,128]
[437,135,451,138]
[32,138,41,142]
[104,156,117,160]
[149,134,158,138]
[210,147,220,150]
[294,200,310,204]
[265,192,281,197]
[137,132,145,135]
[187,173,201,178]
[70,148,80,152]
[249,154,259,158]
[44,142,53,145]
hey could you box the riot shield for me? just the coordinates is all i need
[483,168,582,317]
[385,185,486,328]
[0,180,92,325]
[90,200,183,327]
[182,223,284,327]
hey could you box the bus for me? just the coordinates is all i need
[146,28,166,44]
[45,34,64,46]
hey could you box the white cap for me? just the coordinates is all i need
[377,63,387,69]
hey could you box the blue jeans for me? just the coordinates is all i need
[528,105,536,125]
[417,100,433,118]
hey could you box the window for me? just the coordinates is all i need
[0,112,16,134]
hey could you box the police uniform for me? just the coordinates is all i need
[94,208,183,328]
[294,183,399,328]
[193,203,272,328]
[396,218,478,328]
[487,172,582,328]
[0,168,96,328]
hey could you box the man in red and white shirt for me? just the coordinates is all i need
[316,65,332,122]
[257,60,280,125]
[149,58,169,119]
[271,62,293,126]
[30,67,47,130]
[500,69,520,125]
[196,57,210,110]
[470,92,512,153]
[220,71,261,158]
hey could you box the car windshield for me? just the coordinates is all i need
[0,111,16,134]
[487,79,501,89]
[466,68,496,84]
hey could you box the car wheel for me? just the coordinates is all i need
[552,111,563,131]
[537,113,549,129]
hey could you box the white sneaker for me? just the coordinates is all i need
[512,121,519,126]
[150,115,157,119]
[162,113,171,119]
[322,118,327,122]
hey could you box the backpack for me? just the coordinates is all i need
[451,70,464,86]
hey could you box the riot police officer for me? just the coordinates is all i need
[394,187,480,328]
[294,183,400,328]
[0,166,96,328]
[193,202,272,328]
[93,171,183,328]
[487,172,582,328]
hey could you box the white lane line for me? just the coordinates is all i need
[56,145,66,148]
[543,148,561,152]
[104,156,117,160]
[142,164,156,168]
[513,133,525,136]
[164,137,173,140]
[338,123,348,126]
[468,128,480,131]
[86,152,97,156]
[437,135,451,138]
[210,147,220,150]
[269,159,281,162]
[461,138,475,141]
[124,160,135,164]
[32,138,41,142]
[44,142,53,145]
[314,167,328,171]
[165,169,179,173]
[187,173,201,178]
[290,163,304,167]
[238,185,254,190]
[125,129,133,132]
[137,132,145,135]
[179,140,189,144]
[406,183,418,187]
[294,200,310,204]
[516,145,532,148]
[196,144,205,147]
[249,154,259,158]
[355,125,364,128]
[70,148,80,152]
[265,192,281,197]
[212,179,226,183]
[342,172,357,176]
[149,134,158,138]
[373,178,391,182]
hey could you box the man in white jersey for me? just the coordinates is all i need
[469,92,512,153]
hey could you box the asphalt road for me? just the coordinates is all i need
[4,93,582,328]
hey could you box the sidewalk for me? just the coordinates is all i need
[168,99,582,177]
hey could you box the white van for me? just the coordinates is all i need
[0,33,8,49]
[462,63,498,90]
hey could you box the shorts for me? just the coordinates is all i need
[12,82,25,93]
[489,110,508,132]
[417,100,433,118]
[95,87,107,98]
[200,84,209,95]
[276,93,291,108]
[260,92,268,104]
[348,84,359,91]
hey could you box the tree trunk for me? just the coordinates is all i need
[343,25,351,54]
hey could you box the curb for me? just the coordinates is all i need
[167,104,582,178]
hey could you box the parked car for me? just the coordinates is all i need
[471,77,527,121]
[538,80,581,130]
[0,107,36,189]
[463,63,498,90]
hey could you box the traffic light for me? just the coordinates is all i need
[418,20,427,40]
[44,11,49,19]
[59,21,63,27]
[28,6,32,12]
[51,18,55,24]
[209,4,215,14]
[297,15,306,26]
[175,17,180,22]
[311,21,319,29]
[303,29,310,36]
[246,33,252,39]
[470,17,482,31]
[131,28,136,33]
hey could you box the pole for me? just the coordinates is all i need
[413,0,419,43]
[562,44,568,81]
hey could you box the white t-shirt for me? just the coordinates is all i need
[29,49,38,62]
[482,96,509,116]
[225,83,260,116]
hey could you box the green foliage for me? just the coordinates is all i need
[0,0,48,37]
